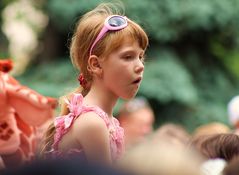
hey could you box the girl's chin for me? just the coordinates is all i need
[120,93,138,100]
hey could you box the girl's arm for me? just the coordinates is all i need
[72,112,111,164]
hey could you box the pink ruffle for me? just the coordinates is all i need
[51,93,124,161]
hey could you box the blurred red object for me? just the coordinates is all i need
[0,59,57,169]
[0,59,13,73]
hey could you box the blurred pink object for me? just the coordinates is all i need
[0,59,57,168]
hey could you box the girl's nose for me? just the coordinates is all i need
[134,60,144,73]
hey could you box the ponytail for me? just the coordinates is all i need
[39,122,55,156]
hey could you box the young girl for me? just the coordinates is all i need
[41,3,148,164]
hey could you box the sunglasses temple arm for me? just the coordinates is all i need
[89,26,108,56]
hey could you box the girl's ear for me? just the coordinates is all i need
[87,55,102,77]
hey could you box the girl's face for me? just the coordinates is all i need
[100,38,145,99]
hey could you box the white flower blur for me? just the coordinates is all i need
[1,0,49,74]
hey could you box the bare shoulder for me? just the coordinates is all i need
[72,112,108,139]
[71,112,111,163]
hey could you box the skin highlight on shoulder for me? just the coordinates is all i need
[72,112,111,163]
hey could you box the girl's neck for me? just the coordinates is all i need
[83,84,118,117]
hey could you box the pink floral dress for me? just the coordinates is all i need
[49,93,124,161]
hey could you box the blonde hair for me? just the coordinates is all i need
[193,122,231,138]
[118,140,203,175]
[153,123,191,147]
[41,2,148,155]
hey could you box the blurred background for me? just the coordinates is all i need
[1,0,239,132]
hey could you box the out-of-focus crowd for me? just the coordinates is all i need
[1,59,239,175]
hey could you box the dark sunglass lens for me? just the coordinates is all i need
[108,17,126,27]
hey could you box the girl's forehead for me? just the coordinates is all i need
[115,37,142,51]
[102,31,146,57]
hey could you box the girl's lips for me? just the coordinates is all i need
[132,77,142,84]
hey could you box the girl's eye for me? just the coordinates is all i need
[123,55,133,60]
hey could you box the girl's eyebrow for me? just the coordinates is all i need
[119,48,145,54]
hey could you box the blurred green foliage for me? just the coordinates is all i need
[12,0,239,132]
[0,0,13,57]
[141,51,198,105]
[17,58,78,98]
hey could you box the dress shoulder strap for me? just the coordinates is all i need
[52,93,110,150]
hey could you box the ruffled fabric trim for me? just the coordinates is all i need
[52,93,84,150]
[51,93,124,160]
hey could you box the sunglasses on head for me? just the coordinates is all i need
[89,15,128,56]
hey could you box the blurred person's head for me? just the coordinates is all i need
[117,139,203,175]
[193,122,231,138]
[153,123,191,149]
[189,133,239,162]
[117,97,154,147]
